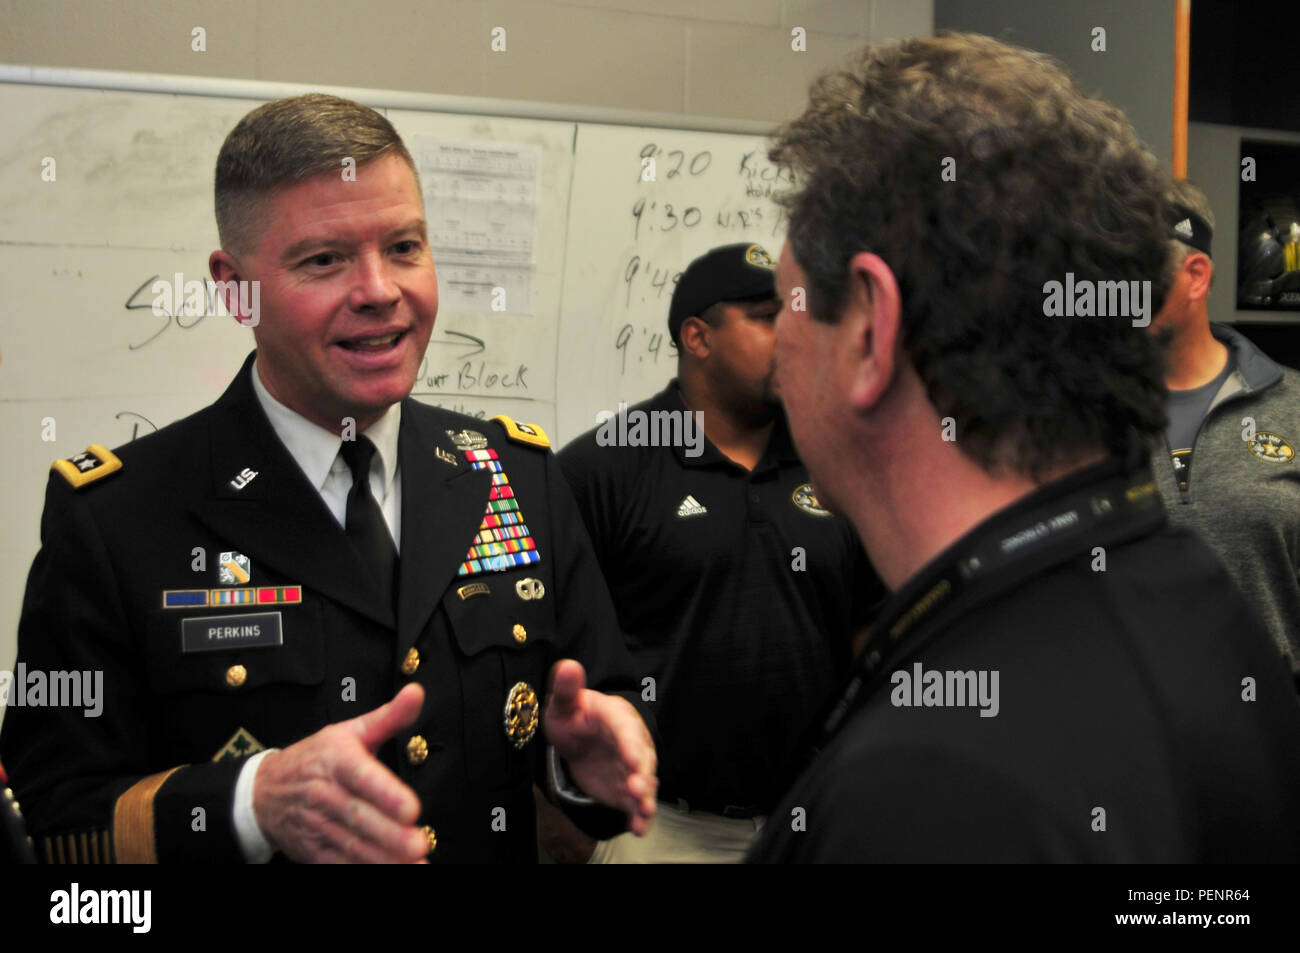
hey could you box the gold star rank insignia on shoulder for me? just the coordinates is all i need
[51,444,123,489]
[491,415,550,449]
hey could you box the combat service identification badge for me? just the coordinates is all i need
[1247,431,1295,463]
[503,681,539,749]
[792,483,832,517]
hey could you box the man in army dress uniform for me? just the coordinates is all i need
[0,94,656,864]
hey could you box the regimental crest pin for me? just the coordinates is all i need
[792,483,833,517]
[446,429,488,452]
[217,552,251,586]
[1247,431,1296,464]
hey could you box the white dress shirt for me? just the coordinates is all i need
[251,360,403,549]
[233,359,403,862]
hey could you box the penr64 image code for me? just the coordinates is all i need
[1198,890,1250,902]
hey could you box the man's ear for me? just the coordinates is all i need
[845,252,902,412]
[678,316,711,360]
[1184,252,1213,302]
[209,250,250,326]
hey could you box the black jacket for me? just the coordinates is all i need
[1,353,647,863]
[748,456,1300,862]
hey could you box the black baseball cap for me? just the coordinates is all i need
[668,243,777,344]
[1169,204,1213,257]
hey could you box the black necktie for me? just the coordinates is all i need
[339,436,398,606]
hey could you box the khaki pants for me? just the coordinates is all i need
[590,801,765,864]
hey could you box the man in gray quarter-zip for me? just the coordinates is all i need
[1149,179,1300,687]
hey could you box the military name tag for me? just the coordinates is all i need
[181,612,283,653]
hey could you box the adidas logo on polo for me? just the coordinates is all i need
[676,495,708,518]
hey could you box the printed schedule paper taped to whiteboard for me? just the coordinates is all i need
[413,136,542,315]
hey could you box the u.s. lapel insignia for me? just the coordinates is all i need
[446,429,488,452]
[436,446,459,467]
[213,727,265,761]
[503,682,539,749]
[792,483,833,517]
[217,552,251,586]
[229,467,258,491]
[51,444,123,490]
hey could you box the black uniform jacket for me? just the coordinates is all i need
[1,353,648,863]
[748,455,1300,862]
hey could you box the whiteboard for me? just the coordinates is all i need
[556,125,787,442]
[0,73,781,669]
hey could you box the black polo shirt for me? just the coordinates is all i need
[558,381,882,812]
[746,455,1300,862]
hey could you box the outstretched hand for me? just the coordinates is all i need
[543,659,657,836]
[253,683,430,863]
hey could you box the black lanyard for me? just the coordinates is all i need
[806,460,1165,764]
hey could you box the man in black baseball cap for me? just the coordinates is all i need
[667,242,781,349]
[543,242,883,862]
